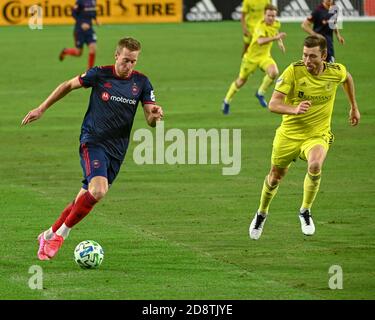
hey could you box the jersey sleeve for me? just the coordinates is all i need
[253,22,267,40]
[337,63,348,83]
[141,77,156,106]
[307,8,318,22]
[241,0,249,14]
[79,67,99,88]
[274,64,295,95]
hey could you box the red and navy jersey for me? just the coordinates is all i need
[78,65,156,159]
[72,0,97,27]
[307,3,336,40]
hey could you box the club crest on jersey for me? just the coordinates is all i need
[132,83,139,95]
[101,92,110,101]
[92,160,101,169]
[325,82,333,91]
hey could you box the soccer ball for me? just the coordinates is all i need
[74,240,104,269]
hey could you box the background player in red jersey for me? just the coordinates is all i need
[22,37,164,260]
[59,0,100,69]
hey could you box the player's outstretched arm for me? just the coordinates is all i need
[21,77,82,126]
[342,72,360,126]
[269,91,310,115]
[301,19,316,36]
[257,32,286,46]
[143,104,164,127]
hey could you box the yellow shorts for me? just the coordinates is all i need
[239,56,276,79]
[271,129,334,168]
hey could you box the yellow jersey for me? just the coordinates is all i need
[244,19,281,61]
[274,61,348,139]
[241,0,270,35]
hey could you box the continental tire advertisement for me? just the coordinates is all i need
[0,0,182,26]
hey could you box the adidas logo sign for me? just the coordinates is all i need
[280,0,311,17]
[231,5,241,21]
[186,0,222,22]
[335,0,359,17]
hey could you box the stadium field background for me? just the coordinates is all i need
[0,21,374,299]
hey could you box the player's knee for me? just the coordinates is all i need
[308,161,322,174]
[236,78,246,88]
[269,172,283,185]
[269,70,279,80]
[89,186,108,201]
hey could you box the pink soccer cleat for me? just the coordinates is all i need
[44,234,64,258]
[37,233,50,261]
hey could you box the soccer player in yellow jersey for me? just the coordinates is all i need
[223,4,286,114]
[249,35,360,240]
[241,0,271,56]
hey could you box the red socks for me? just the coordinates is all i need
[65,192,98,228]
[52,202,74,233]
[88,52,96,69]
[63,48,81,56]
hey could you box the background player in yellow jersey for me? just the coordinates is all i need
[249,35,360,240]
[223,4,286,114]
[241,0,271,56]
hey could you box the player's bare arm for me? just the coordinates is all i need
[334,29,345,44]
[269,91,311,115]
[278,38,286,53]
[342,72,360,126]
[241,13,250,36]
[257,32,286,45]
[21,77,82,125]
[143,104,164,127]
[301,19,316,36]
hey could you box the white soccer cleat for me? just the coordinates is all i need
[249,212,267,240]
[299,210,315,236]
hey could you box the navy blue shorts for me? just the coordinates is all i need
[74,28,97,49]
[79,143,123,190]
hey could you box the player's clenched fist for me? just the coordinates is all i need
[295,101,311,115]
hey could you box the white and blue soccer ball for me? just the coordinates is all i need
[74,240,104,269]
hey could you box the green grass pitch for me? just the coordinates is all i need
[0,21,374,300]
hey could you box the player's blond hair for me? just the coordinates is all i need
[116,37,141,53]
[264,4,278,12]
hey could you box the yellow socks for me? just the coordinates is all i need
[301,171,321,210]
[258,175,279,214]
[224,82,239,103]
[258,74,274,96]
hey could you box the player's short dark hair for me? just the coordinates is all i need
[304,35,327,52]
[117,37,141,53]
[264,4,278,12]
